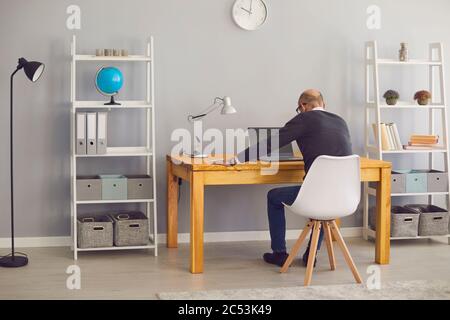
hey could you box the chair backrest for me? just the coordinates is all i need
[288,155,361,220]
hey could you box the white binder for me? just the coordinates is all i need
[97,112,108,154]
[76,113,87,155]
[86,112,97,155]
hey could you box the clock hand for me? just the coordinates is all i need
[240,7,252,14]
[250,0,253,13]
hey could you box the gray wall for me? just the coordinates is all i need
[1,0,450,238]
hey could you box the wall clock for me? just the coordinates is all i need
[232,0,268,31]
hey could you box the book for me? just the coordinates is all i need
[410,134,439,140]
[408,142,438,147]
[372,123,378,142]
[387,124,399,150]
[403,145,444,150]
[379,123,390,150]
[391,123,403,150]
[386,124,396,150]
[409,135,439,144]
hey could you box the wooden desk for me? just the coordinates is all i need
[166,155,392,274]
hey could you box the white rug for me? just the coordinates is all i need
[157,280,450,300]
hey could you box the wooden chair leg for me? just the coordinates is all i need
[323,221,336,271]
[331,218,341,241]
[280,221,313,273]
[304,221,321,286]
[330,220,363,284]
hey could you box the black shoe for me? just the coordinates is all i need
[302,248,318,267]
[263,251,289,267]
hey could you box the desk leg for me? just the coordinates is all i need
[167,159,179,248]
[375,167,391,264]
[190,172,205,274]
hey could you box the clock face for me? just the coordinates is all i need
[232,0,268,31]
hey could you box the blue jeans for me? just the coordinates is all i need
[267,186,324,253]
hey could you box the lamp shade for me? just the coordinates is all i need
[18,58,45,82]
[220,96,237,115]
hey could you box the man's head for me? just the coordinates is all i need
[297,89,325,114]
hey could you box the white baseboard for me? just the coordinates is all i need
[0,227,362,249]
[0,236,72,248]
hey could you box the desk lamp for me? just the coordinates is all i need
[187,96,236,158]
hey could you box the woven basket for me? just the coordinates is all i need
[110,211,149,246]
[77,215,113,248]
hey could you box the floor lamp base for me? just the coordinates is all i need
[0,255,28,268]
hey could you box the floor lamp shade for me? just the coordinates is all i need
[18,58,45,82]
[0,57,45,268]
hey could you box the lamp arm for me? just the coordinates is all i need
[187,97,224,122]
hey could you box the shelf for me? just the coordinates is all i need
[391,234,450,240]
[73,100,152,109]
[73,54,151,62]
[76,199,154,205]
[71,36,158,259]
[75,147,152,158]
[367,101,445,109]
[367,187,449,197]
[382,149,447,154]
[391,192,449,197]
[370,59,442,66]
[365,228,450,240]
[77,244,156,252]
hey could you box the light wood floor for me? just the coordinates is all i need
[1,237,449,299]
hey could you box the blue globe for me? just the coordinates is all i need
[95,67,123,96]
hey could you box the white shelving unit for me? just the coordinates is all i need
[70,35,158,259]
[363,41,450,242]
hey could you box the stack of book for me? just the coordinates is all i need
[373,122,403,151]
[405,135,440,150]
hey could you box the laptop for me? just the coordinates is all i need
[248,127,303,162]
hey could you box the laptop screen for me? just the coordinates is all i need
[248,127,294,159]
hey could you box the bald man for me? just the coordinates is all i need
[234,89,352,267]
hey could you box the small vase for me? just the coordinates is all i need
[417,98,429,105]
[399,43,408,62]
[386,98,398,105]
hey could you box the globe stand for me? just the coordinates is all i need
[104,95,121,106]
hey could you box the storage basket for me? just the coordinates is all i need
[369,206,420,237]
[405,204,449,236]
[110,211,149,246]
[77,215,113,248]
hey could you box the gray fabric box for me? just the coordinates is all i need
[76,175,102,201]
[369,171,406,194]
[125,174,153,199]
[395,170,427,193]
[391,171,406,193]
[369,206,419,237]
[405,204,450,236]
[100,175,127,200]
[110,211,149,246]
[427,170,448,192]
[77,215,113,248]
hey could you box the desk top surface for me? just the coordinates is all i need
[167,154,391,172]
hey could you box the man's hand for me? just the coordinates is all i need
[207,156,241,167]
[227,156,240,166]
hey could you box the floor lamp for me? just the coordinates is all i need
[0,58,45,268]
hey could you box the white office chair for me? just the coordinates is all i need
[280,155,363,286]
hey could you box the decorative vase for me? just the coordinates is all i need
[417,98,429,105]
[399,43,408,62]
[386,98,398,105]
